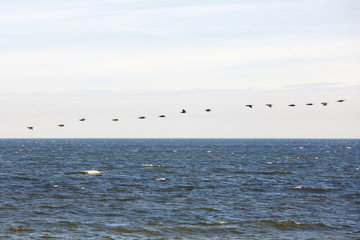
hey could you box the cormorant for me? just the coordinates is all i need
[79,118,86,121]
[337,99,345,103]
[321,102,328,106]
[57,124,65,127]
[159,115,166,118]
[112,119,119,121]
[306,103,314,106]
[181,109,186,113]
[27,127,33,130]
[288,104,296,107]
[265,104,272,108]
[245,105,253,108]
[138,116,146,119]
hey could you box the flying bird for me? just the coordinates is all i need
[158,115,166,118]
[112,119,119,122]
[57,124,65,127]
[245,105,253,108]
[138,116,146,119]
[27,127,33,130]
[306,103,314,106]
[337,99,345,103]
[288,104,296,107]
[321,102,328,106]
[205,109,211,112]
[180,109,187,113]
[79,118,86,121]
[265,104,272,108]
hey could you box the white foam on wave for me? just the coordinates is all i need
[156,178,166,181]
[293,186,302,190]
[203,221,228,225]
[142,164,167,167]
[267,162,280,164]
[82,170,102,175]
[277,219,300,225]
[346,147,351,149]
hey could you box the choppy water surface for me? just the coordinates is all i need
[0,139,359,239]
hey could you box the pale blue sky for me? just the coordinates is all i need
[0,0,359,138]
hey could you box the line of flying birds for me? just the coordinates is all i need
[26,99,346,130]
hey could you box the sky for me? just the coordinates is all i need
[0,0,359,138]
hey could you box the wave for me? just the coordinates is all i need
[8,226,28,232]
[141,164,168,168]
[198,221,228,226]
[98,198,137,202]
[40,205,68,209]
[234,170,291,175]
[65,170,102,175]
[114,226,159,236]
[155,178,166,181]
[254,219,332,230]
[292,186,332,193]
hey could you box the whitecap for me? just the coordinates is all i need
[142,164,155,167]
[277,219,300,225]
[293,186,302,190]
[142,164,166,167]
[156,178,166,181]
[207,151,212,153]
[82,170,102,175]
[346,147,351,149]
[217,221,227,225]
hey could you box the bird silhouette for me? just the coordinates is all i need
[265,104,272,108]
[112,119,119,122]
[138,116,146,119]
[57,124,65,127]
[158,115,166,118]
[181,109,187,113]
[27,127,33,130]
[337,99,345,103]
[245,105,253,108]
[79,118,86,121]
[205,109,211,112]
[321,102,328,106]
[288,104,296,107]
[306,103,314,106]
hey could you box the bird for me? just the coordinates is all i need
[288,104,296,107]
[138,116,146,119]
[337,99,345,103]
[27,127,33,130]
[158,115,166,118]
[306,103,314,106]
[321,102,328,106]
[57,124,65,127]
[180,109,187,113]
[245,105,253,108]
[265,104,272,108]
[79,118,86,121]
[112,119,119,122]
[205,109,211,112]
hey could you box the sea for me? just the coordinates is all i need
[0,139,359,239]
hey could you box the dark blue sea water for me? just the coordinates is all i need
[0,139,359,239]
